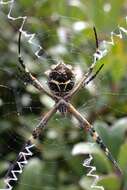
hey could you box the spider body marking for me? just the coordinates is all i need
[3,27,122,190]
[47,62,75,96]
[47,62,75,114]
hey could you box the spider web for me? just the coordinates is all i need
[0,1,127,190]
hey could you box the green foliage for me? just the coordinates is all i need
[0,0,127,190]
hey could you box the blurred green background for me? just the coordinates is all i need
[0,0,127,190]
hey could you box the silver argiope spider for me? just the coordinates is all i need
[4,27,121,189]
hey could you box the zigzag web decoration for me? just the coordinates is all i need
[0,0,127,190]
[0,0,49,59]
[3,144,35,190]
[72,142,104,190]
[83,154,104,190]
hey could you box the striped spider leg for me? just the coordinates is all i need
[18,31,55,99]
[65,27,104,100]
[5,102,58,189]
[67,102,122,175]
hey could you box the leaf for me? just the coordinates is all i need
[18,158,43,190]
[72,142,99,155]
[117,142,127,173]
[89,118,127,158]
[0,178,5,189]
[98,175,121,190]
[80,175,121,190]
[110,118,127,157]
[79,176,96,190]
[0,161,8,174]
[72,142,112,173]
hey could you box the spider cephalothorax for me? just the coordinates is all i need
[47,61,75,96]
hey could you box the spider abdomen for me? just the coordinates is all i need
[47,62,75,96]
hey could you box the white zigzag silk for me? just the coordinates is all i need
[72,143,104,190]
[83,154,104,190]
[0,144,35,190]
[0,0,47,59]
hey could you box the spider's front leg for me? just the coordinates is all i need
[65,27,104,100]
[67,103,122,175]
[18,31,54,99]
[4,102,58,189]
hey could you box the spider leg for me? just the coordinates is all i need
[84,63,104,86]
[5,102,58,189]
[68,103,122,175]
[18,31,54,99]
[65,27,102,100]
[93,26,99,50]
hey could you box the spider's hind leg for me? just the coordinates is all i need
[88,127,122,175]
[68,103,122,175]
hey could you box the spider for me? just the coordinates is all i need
[4,27,121,189]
